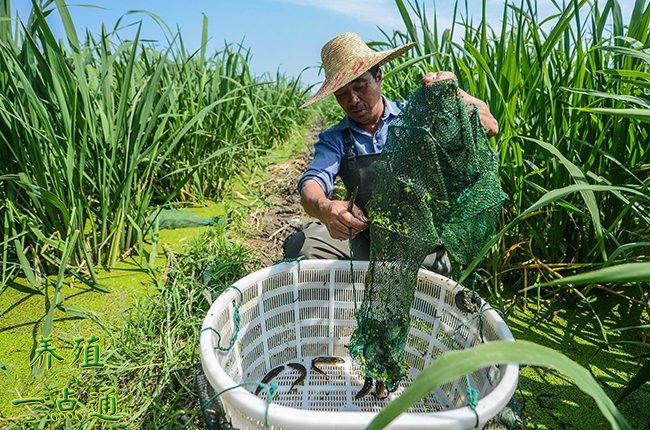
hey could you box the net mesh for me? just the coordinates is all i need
[348,80,507,390]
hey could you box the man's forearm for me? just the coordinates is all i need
[300,179,332,222]
[458,89,499,138]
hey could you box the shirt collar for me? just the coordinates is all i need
[332,96,401,132]
[383,96,402,118]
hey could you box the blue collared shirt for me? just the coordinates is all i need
[297,97,403,196]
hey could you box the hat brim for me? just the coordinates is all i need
[300,42,416,109]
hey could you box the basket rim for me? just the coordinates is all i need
[199,259,518,430]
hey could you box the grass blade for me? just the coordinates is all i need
[368,340,631,430]
[539,262,650,286]
[617,359,650,404]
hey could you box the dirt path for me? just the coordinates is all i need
[241,126,320,268]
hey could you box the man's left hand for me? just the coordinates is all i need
[421,71,457,84]
[421,71,499,138]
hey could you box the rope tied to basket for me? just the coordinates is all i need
[201,285,243,352]
[465,380,480,428]
[197,283,284,428]
[451,304,490,428]
[181,379,280,429]
[274,255,305,278]
[273,255,305,265]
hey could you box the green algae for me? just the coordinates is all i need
[507,298,650,429]
[0,226,209,417]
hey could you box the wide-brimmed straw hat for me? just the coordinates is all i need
[301,32,415,108]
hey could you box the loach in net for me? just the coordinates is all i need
[348,80,507,390]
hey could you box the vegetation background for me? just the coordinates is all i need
[0,0,648,428]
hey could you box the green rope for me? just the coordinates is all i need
[451,305,491,428]
[348,227,359,315]
[451,306,489,351]
[200,286,243,352]
[273,255,305,265]
[465,377,480,428]
[175,381,279,429]
[274,255,304,279]
[455,304,508,391]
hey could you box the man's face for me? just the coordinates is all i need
[334,69,383,129]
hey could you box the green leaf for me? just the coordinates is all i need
[382,53,437,80]
[369,340,631,430]
[53,0,80,49]
[598,44,650,64]
[605,242,650,266]
[41,227,79,339]
[617,359,650,404]
[539,262,650,286]
[394,0,421,56]
[521,137,607,261]
[577,107,650,122]
[607,325,650,334]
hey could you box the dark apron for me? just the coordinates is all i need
[338,130,379,214]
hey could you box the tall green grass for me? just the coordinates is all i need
[0,0,310,293]
[366,0,650,424]
[378,0,649,274]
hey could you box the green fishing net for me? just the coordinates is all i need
[348,80,507,390]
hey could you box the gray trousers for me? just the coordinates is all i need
[283,221,452,277]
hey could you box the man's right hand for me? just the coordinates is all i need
[322,200,368,240]
[300,179,368,240]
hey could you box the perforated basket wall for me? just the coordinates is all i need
[199,260,518,430]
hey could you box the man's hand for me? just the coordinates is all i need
[300,180,368,240]
[322,200,368,240]
[457,89,499,138]
[421,71,457,84]
[421,71,499,138]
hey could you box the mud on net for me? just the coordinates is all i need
[348,80,507,390]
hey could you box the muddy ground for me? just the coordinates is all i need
[241,128,319,268]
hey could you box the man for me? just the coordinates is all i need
[283,32,498,276]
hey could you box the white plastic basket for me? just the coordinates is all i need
[199,260,518,429]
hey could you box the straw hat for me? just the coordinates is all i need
[301,32,415,108]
